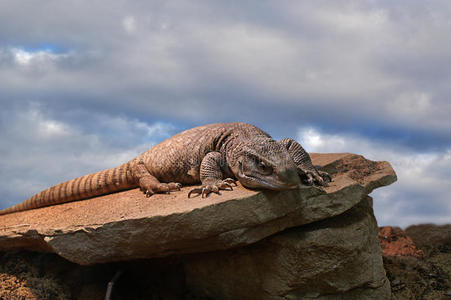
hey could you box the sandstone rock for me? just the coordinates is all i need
[184,196,391,300]
[378,226,424,258]
[0,153,396,265]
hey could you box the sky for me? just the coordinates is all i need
[0,1,450,228]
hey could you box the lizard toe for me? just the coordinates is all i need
[298,167,331,187]
[223,178,237,186]
[218,182,233,191]
[314,175,326,187]
[318,170,332,183]
[156,183,171,193]
[201,186,211,198]
[201,185,221,198]
[211,185,220,194]
[188,188,203,198]
[168,182,182,191]
[187,181,227,198]
[312,171,331,187]
[302,172,314,186]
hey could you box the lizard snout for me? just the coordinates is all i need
[277,167,301,189]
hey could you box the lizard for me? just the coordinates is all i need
[0,122,331,215]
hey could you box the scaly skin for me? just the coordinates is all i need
[0,122,331,215]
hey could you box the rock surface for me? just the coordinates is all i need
[381,224,451,300]
[405,223,451,249]
[2,222,448,300]
[0,153,398,299]
[379,226,424,258]
[185,196,391,300]
[0,153,396,266]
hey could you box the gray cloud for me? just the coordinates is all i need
[297,126,451,227]
[0,1,450,226]
[0,103,176,208]
[1,1,450,135]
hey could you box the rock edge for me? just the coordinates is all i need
[0,153,396,265]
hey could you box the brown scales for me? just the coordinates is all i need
[0,122,331,215]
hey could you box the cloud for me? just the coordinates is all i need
[0,3,448,122]
[0,103,176,209]
[10,47,68,65]
[0,1,450,227]
[122,16,137,34]
[297,127,451,227]
[0,1,448,151]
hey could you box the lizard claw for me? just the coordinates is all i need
[318,171,332,184]
[298,167,331,187]
[303,173,314,186]
[218,182,233,191]
[202,185,221,198]
[188,185,220,198]
[168,182,182,191]
[313,170,332,187]
[222,178,237,186]
[188,179,235,198]
[139,181,182,197]
[188,188,203,198]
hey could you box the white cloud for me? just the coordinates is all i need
[0,104,175,208]
[0,1,450,228]
[13,48,35,65]
[11,48,68,66]
[304,4,389,34]
[0,1,450,135]
[297,127,451,228]
[26,106,72,138]
[299,128,348,153]
[122,16,137,34]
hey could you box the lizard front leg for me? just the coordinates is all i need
[132,161,181,197]
[188,152,236,198]
[278,138,332,187]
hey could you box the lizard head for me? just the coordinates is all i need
[231,139,301,190]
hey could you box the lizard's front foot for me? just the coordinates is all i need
[139,178,182,197]
[188,178,237,198]
[298,167,332,187]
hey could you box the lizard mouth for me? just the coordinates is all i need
[238,161,299,190]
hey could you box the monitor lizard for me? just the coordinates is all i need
[0,122,331,215]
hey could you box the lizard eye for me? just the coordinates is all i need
[258,161,272,174]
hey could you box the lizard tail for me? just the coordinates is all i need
[0,161,138,216]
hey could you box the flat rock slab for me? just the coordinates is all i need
[0,153,396,265]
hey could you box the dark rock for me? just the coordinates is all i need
[184,196,391,299]
[383,224,451,300]
[405,224,451,249]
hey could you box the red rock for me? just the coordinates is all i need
[378,226,424,258]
